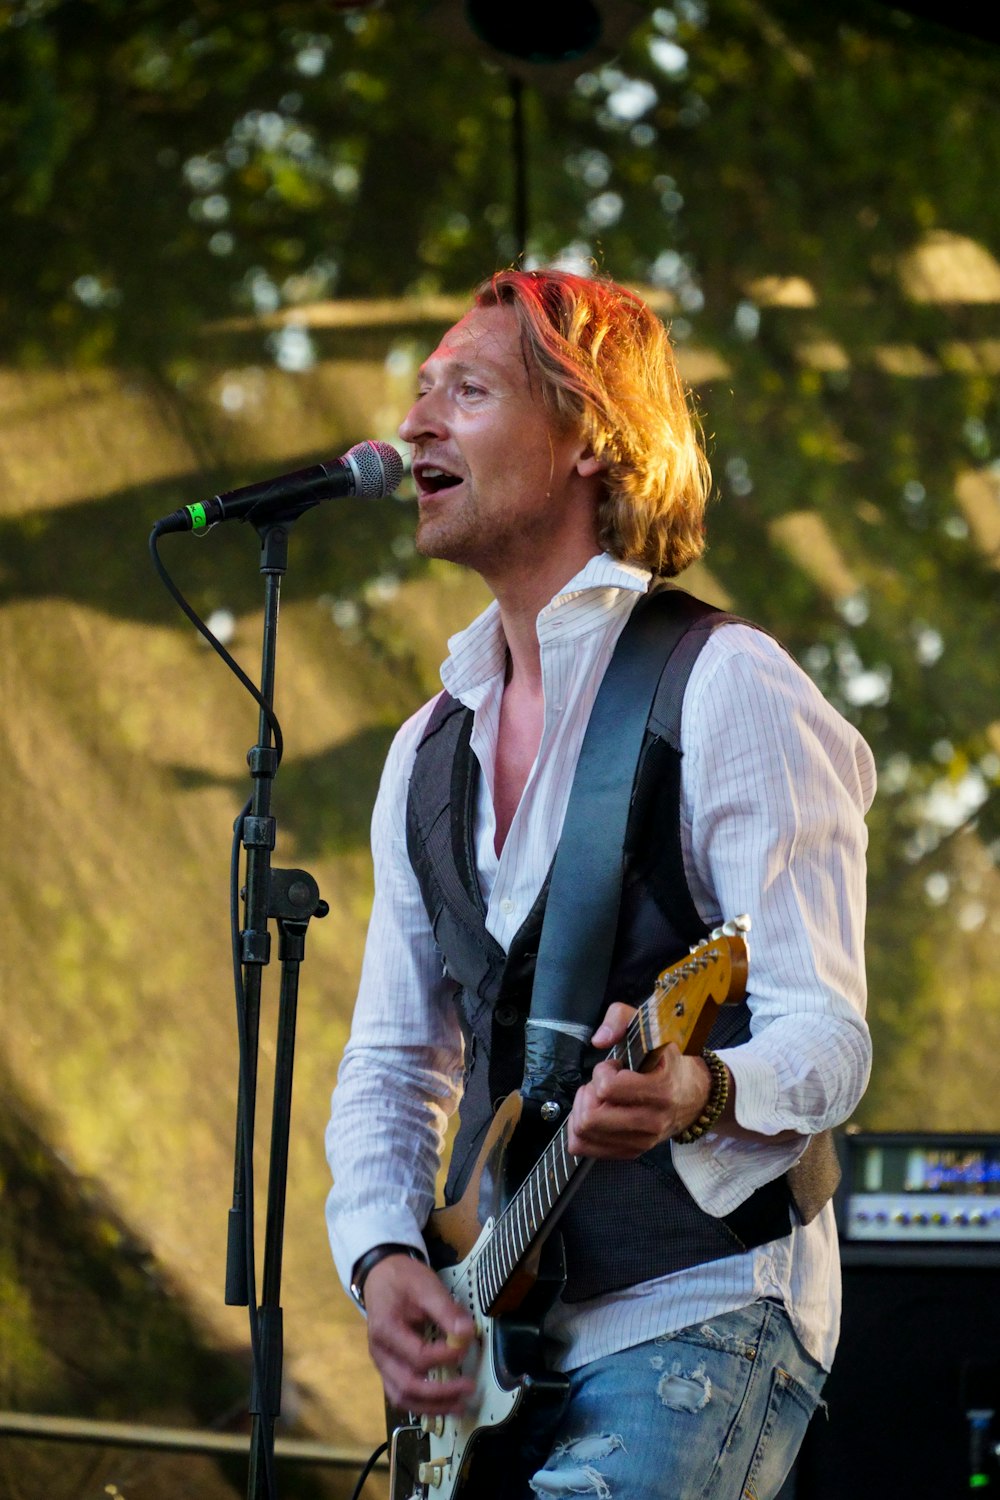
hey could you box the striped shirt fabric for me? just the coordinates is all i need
[325,552,876,1372]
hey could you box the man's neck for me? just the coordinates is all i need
[490,546,602,688]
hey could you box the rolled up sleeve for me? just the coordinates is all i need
[671,627,876,1216]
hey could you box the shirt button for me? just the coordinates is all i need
[500,898,515,914]
[495,1004,519,1027]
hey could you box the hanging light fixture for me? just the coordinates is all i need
[463,0,604,65]
[425,0,645,89]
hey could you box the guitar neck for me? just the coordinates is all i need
[473,928,748,1314]
[474,1105,587,1314]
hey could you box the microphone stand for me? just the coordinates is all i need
[224,517,328,1500]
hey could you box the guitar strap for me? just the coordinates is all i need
[521,584,723,1110]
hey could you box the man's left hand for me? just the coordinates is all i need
[566,1002,722,1157]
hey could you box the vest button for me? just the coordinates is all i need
[494,1004,519,1027]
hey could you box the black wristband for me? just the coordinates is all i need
[349,1242,425,1309]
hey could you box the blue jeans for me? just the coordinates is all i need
[523,1301,825,1500]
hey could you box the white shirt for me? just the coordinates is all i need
[326,553,875,1371]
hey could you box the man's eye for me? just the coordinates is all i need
[460,382,485,396]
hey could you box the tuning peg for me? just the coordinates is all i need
[709,914,752,940]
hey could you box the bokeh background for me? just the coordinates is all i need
[1,0,999,1495]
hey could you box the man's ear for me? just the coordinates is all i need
[575,446,608,479]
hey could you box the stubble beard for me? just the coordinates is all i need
[414,480,561,583]
[414,485,484,569]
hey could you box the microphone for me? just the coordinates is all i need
[153,440,405,535]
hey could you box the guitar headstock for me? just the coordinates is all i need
[631,915,750,1064]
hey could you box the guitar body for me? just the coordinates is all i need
[389,1092,568,1500]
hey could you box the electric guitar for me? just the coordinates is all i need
[388,918,751,1500]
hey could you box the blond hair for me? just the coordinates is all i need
[474,268,711,576]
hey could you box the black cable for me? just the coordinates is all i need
[348,1441,389,1500]
[148,524,284,765]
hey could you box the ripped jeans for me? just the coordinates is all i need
[524,1300,825,1500]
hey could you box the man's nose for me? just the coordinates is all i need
[399,389,446,444]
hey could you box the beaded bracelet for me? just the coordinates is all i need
[672,1049,730,1144]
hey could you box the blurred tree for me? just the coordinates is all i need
[2,0,999,1104]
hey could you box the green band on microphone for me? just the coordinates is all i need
[187,502,209,530]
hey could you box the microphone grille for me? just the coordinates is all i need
[347,440,405,498]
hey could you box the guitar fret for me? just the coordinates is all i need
[510,1196,528,1263]
[513,1203,526,1258]
[498,1222,512,1288]
[478,1245,491,1306]
[522,1170,536,1238]
[542,1148,555,1210]
[497,1237,510,1297]
[547,1141,560,1197]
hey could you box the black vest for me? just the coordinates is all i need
[405,590,831,1303]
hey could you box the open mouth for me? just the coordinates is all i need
[414,463,464,496]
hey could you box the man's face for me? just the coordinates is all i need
[399,303,597,580]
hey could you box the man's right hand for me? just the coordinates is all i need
[362,1252,477,1416]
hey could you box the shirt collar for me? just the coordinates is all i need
[440,552,651,704]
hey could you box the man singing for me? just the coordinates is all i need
[325,268,874,1498]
